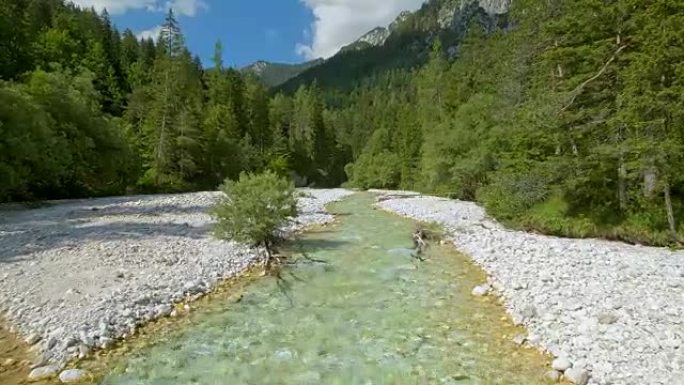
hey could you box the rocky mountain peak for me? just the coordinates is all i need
[245,61,269,75]
[390,10,413,31]
[477,0,511,14]
[357,27,391,47]
[347,0,512,52]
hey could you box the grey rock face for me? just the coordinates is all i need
[477,0,511,14]
[357,27,390,47]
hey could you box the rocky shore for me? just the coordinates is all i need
[376,192,683,385]
[0,188,353,379]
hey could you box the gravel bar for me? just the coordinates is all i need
[377,192,683,385]
[0,188,353,370]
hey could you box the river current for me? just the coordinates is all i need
[101,193,550,384]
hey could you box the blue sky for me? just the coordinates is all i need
[71,0,426,68]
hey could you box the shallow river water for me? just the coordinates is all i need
[101,193,551,384]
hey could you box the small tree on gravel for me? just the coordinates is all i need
[212,171,297,269]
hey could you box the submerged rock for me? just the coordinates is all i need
[2,358,17,367]
[25,333,41,345]
[59,368,90,383]
[543,370,561,382]
[28,366,59,381]
[512,333,527,346]
[273,348,295,361]
[471,284,490,297]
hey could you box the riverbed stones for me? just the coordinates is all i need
[25,333,41,345]
[58,368,90,383]
[552,357,572,371]
[0,189,353,373]
[273,348,295,361]
[28,365,59,381]
[543,370,562,382]
[564,367,590,385]
[597,312,619,325]
[377,191,684,385]
[521,305,537,320]
[512,333,527,346]
[471,284,490,297]
[2,358,16,367]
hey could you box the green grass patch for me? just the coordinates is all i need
[504,195,681,248]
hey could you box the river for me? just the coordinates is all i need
[100,193,551,384]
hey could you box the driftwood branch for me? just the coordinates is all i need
[412,228,428,261]
[559,44,628,113]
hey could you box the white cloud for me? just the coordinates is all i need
[69,0,157,14]
[69,0,207,16]
[136,25,162,40]
[297,0,426,60]
[165,0,207,17]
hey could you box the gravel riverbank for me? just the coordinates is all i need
[0,189,353,373]
[377,192,683,385]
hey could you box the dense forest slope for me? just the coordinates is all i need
[1,0,684,246]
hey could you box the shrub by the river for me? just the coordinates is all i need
[212,171,297,255]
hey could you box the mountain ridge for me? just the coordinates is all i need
[245,0,511,90]
[276,0,510,93]
[241,59,323,87]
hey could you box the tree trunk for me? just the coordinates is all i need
[264,241,273,272]
[157,67,171,184]
[617,125,627,211]
[664,180,677,236]
[644,164,657,198]
[618,156,627,211]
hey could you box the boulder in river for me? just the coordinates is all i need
[59,368,90,383]
[471,284,490,296]
[543,370,561,382]
[28,366,59,381]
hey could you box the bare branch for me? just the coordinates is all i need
[560,45,628,113]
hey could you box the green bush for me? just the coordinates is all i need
[345,150,401,189]
[212,171,297,251]
[477,171,550,220]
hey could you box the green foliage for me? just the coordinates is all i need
[477,170,550,221]
[212,171,297,247]
[2,0,684,247]
[0,67,134,201]
[332,0,684,245]
[345,151,401,190]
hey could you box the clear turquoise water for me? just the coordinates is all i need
[102,193,549,385]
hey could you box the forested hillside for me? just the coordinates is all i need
[2,0,684,245]
[326,0,684,245]
[0,0,335,200]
